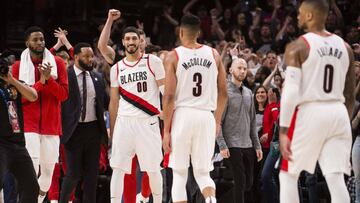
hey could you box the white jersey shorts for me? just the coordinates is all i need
[281,102,352,176]
[110,115,162,173]
[169,107,216,172]
[24,133,60,164]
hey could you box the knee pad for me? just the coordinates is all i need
[171,169,188,202]
[279,171,300,203]
[148,171,163,203]
[147,171,162,194]
[32,158,40,175]
[193,170,215,192]
[324,172,350,203]
[110,168,126,199]
[38,163,56,191]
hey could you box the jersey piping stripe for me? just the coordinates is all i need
[281,107,299,172]
[310,31,333,37]
[300,35,310,50]
[146,54,155,77]
[211,48,216,61]
[121,53,144,67]
[173,49,179,62]
[118,86,160,116]
[181,44,203,50]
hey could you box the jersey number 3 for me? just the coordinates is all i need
[193,72,202,97]
[323,64,334,93]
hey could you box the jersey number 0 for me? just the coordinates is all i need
[323,64,334,93]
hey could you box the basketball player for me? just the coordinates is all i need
[279,0,355,203]
[108,26,164,203]
[162,14,228,203]
[12,26,69,203]
[98,10,152,203]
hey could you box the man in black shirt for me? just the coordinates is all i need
[0,59,39,203]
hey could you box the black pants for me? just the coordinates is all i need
[227,147,256,203]
[0,142,39,203]
[59,122,101,203]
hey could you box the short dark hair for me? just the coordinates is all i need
[74,42,92,55]
[24,26,44,41]
[266,50,277,56]
[180,14,201,32]
[122,26,140,39]
[270,87,281,101]
[303,0,329,17]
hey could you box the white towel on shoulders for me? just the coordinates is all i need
[19,48,58,85]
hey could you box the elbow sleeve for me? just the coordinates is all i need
[280,66,302,128]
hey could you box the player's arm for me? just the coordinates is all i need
[109,65,120,138]
[343,43,356,118]
[213,49,228,136]
[0,72,38,102]
[162,51,178,154]
[98,9,120,65]
[279,38,307,161]
[156,79,165,94]
[109,87,119,138]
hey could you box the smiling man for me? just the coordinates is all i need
[12,26,68,203]
[108,26,165,203]
[59,43,109,203]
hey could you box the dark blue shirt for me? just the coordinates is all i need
[0,82,25,146]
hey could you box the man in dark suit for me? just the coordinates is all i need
[59,42,108,203]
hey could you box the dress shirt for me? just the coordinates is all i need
[74,65,97,122]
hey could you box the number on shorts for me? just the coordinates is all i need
[323,64,334,93]
[193,72,202,97]
[137,81,148,93]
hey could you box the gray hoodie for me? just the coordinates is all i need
[216,80,261,150]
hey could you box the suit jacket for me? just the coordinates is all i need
[61,65,109,144]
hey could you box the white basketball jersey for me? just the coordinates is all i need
[174,45,218,111]
[114,54,161,118]
[298,33,349,105]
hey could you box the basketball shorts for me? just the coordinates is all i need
[110,115,162,173]
[281,102,352,176]
[24,133,60,164]
[169,107,216,172]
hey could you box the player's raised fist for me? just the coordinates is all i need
[108,9,121,21]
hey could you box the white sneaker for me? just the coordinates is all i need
[136,193,149,203]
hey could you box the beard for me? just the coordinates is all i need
[125,45,139,54]
[298,22,307,32]
[79,59,93,71]
[236,75,246,82]
[232,73,246,83]
[29,46,44,56]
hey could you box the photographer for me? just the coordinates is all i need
[0,57,39,203]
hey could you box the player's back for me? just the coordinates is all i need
[299,33,349,105]
[174,45,218,111]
